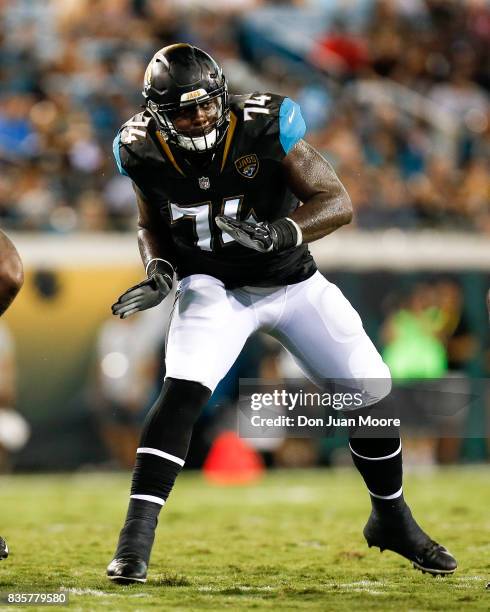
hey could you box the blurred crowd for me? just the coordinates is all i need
[306,0,489,232]
[0,0,487,232]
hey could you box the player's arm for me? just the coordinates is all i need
[216,144,351,253]
[134,185,176,274]
[281,139,352,242]
[216,95,352,253]
[0,230,23,316]
[112,185,176,319]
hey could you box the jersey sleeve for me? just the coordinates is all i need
[277,98,306,155]
[242,93,306,161]
[112,131,129,177]
[112,111,154,180]
[112,131,152,201]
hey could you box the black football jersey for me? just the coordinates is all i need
[113,92,317,288]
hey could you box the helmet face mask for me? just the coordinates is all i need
[143,45,229,154]
[148,92,227,153]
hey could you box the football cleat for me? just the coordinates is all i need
[0,537,8,560]
[364,505,457,576]
[108,517,156,584]
[107,556,147,584]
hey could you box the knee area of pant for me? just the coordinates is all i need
[358,369,392,406]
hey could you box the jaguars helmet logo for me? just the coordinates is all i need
[235,154,259,179]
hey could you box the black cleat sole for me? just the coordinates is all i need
[107,575,147,584]
[412,561,456,576]
[366,541,457,576]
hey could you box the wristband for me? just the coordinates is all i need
[145,258,174,279]
[269,218,303,251]
[285,217,303,247]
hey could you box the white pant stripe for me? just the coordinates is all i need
[137,447,185,467]
[368,486,403,500]
[349,441,402,461]
[130,494,166,506]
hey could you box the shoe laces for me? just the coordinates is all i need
[422,539,443,559]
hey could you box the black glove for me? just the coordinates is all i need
[215,216,301,253]
[111,259,173,319]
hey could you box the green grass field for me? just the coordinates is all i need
[0,467,489,611]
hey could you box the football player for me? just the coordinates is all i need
[0,229,24,560]
[0,230,23,318]
[107,44,457,583]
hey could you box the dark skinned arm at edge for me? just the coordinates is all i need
[282,139,353,243]
[0,230,23,317]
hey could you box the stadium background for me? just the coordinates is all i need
[0,0,488,474]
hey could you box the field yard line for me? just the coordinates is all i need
[337,580,388,587]
[349,589,385,595]
[61,588,116,597]
[197,585,275,592]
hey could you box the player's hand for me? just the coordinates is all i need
[215,216,301,253]
[111,260,173,319]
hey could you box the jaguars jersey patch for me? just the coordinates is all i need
[234,154,259,179]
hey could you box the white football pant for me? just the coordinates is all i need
[165,271,391,407]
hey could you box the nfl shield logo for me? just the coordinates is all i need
[198,176,210,190]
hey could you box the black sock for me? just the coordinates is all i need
[115,377,211,562]
[349,435,405,517]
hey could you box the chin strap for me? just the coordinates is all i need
[177,128,218,152]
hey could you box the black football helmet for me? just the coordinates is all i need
[143,44,229,153]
